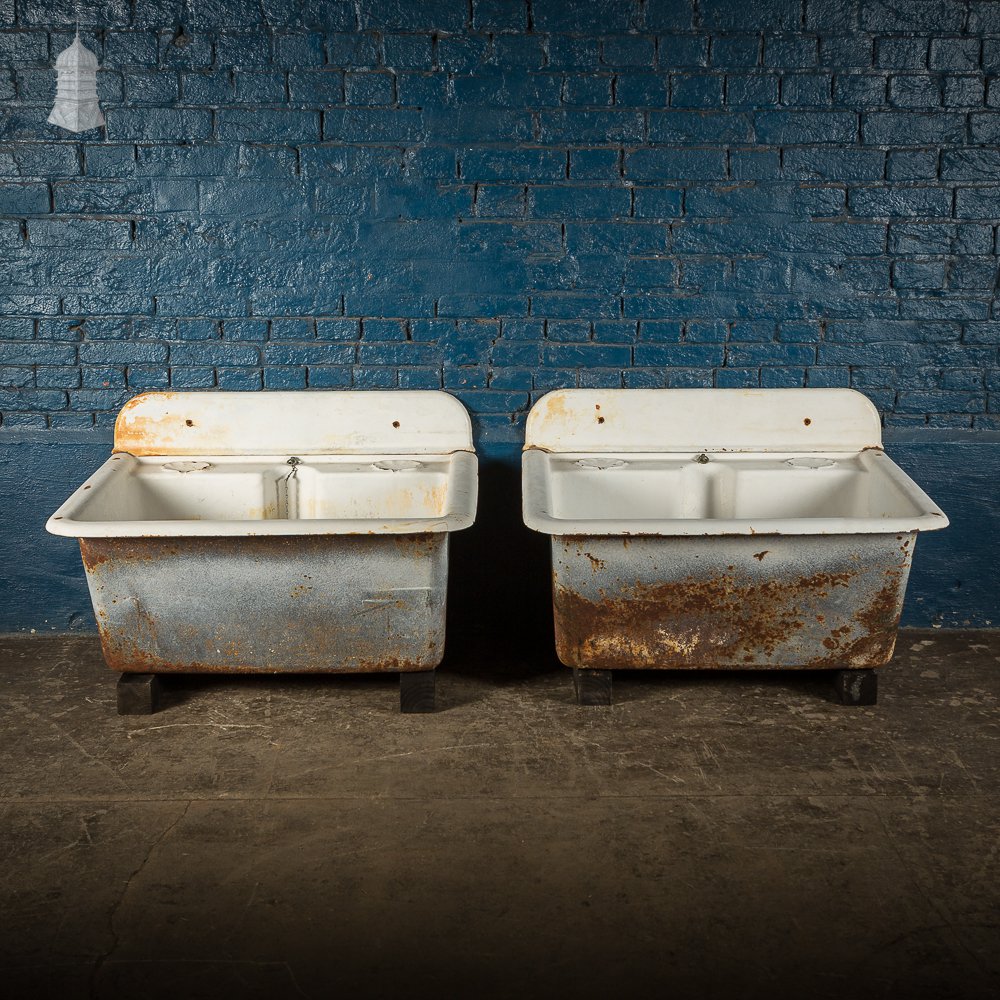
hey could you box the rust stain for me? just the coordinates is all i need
[584,551,605,572]
[752,550,769,561]
[552,565,902,671]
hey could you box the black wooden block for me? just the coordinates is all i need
[117,673,163,715]
[833,668,878,706]
[574,668,613,706]
[400,670,436,713]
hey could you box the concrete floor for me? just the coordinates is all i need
[0,630,998,1000]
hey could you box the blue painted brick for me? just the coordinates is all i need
[632,187,682,217]
[615,74,668,107]
[709,35,762,68]
[443,367,487,389]
[530,185,631,219]
[170,343,260,365]
[216,368,263,390]
[265,343,354,364]
[475,184,525,218]
[345,72,395,106]
[765,37,818,69]
[658,36,709,68]
[472,0,528,33]
[627,148,726,180]
[850,186,952,218]
[755,111,857,144]
[486,353,532,383]
[275,31,326,67]
[563,76,613,107]
[351,366,397,387]
[603,37,656,68]
[542,344,632,368]
[397,367,442,388]
[864,112,965,145]
[215,32,274,67]
[327,33,379,67]
[649,110,752,143]
[0,182,48,214]
[570,149,621,180]
[0,389,67,410]
[760,367,806,387]
[889,75,941,108]
[715,367,760,387]
[726,73,779,107]
[930,38,982,72]
[886,150,939,181]
[217,109,320,142]
[307,366,353,387]
[436,36,490,72]
[820,37,874,69]
[263,366,307,388]
[834,74,887,107]
[781,74,833,107]
[671,74,724,108]
[538,110,644,144]
[170,367,216,387]
[106,109,213,142]
[634,343,723,366]
[460,148,563,182]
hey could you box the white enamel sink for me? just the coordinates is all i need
[48,391,478,537]
[523,389,948,536]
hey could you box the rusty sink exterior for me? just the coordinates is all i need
[551,533,914,671]
[80,534,448,675]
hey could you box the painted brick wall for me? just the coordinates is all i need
[0,0,998,448]
[1,0,999,634]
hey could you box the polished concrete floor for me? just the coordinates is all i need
[0,629,998,999]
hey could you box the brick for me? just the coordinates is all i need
[634,343,723,365]
[217,109,320,141]
[886,150,939,182]
[648,111,753,143]
[106,108,212,141]
[671,73,724,107]
[275,31,326,66]
[929,38,982,72]
[781,73,833,106]
[538,110,644,143]
[876,38,929,70]
[532,0,640,32]
[783,147,884,181]
[956,187,1000,218]
[614,73,669,107]
[820,37,874,69]
[0,181,48,214]
[359,0,466,31]
[170,367,215,387]
[632,187,683,217]
[602,37,656,68]
[726,73,780,107]
[864,112,966,145]
[701,0,799,30]
[755,111,857,144]
[943,75,985,107]
[658,36,709,68]
[307,366,353,387]
[850,186,952,218]
[569,149,621,180]
[436,36,490,72]
[327,33,380,67]
[563,75,613,107]
[263,366,307,388]
[709,35,762,68]
[235,71,287,103]
[216,367,262,389]
[472,0,528,33]
[889,75,941,108]
[345,72,395,106]
[530,185,631,219]
[180,71,236,107]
